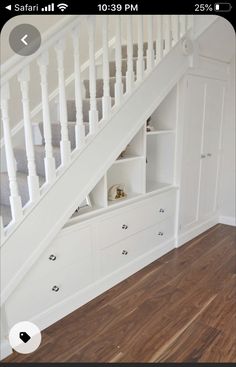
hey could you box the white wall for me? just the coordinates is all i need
[219,56,236,225]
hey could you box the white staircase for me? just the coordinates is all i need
[0,15,216,309]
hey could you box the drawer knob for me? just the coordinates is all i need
[159,208,165,213]
[122,224,128,230]
[52,285,60,292]
[49,254,57,261]
[158,232,164,236]
[122,250,128,255]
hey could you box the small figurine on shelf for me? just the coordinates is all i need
[146,117,155,132]
[108,184,127,201]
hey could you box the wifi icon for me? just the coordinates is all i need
[57,3,68,11]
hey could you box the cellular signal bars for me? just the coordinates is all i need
[41,3,55,11]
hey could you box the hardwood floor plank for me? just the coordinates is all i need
[156,320,221,362]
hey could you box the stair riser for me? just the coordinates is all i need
[14,147,61,178]
[121,42,157,59]
[38,123,89,149]
[67,98,115,123]
[83,77,126,99]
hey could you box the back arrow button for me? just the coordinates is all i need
[21,34,28,46]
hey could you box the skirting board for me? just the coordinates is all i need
[31,238,175,334]
[176,215,218,248]
[219,216,236,227]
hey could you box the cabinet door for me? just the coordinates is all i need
[198,79,225,220]
[179,76,206,231]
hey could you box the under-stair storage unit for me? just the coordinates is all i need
[178,74,226,245]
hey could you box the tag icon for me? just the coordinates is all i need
[9,321,41,354]
[19,331,31,343]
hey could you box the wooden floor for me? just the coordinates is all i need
[4,224,236,363]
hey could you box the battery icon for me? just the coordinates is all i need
[214,3,232,11]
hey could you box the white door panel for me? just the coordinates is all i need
[179,76,205,229]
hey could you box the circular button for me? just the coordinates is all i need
[9,24,41,56]
[9,321,42,354]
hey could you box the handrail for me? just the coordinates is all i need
[0,15,90,86]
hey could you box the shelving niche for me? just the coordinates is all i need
[69,85,177,224]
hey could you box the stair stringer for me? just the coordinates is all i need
[1,40,190,305]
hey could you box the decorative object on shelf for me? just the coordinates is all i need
[108,184,127,201]
[117,145,129,160]
[146,117,155,132]
[74,195,92,213]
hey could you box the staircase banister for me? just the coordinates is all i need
[1,15,92,86]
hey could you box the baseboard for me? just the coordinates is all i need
[176,215,218,248]
[31,238,175,332]
[0,339,12,361]
[219,216,236,227]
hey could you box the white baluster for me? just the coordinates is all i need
[55,39,71,165]
[114,15,123,105]
[87,16,99,134]
[137,15,144,82]
[102,15,111,119]
[156,15,163,63]
[164,15,171,54]
[1,83,23,222]
[72,27,86,149]
[172,15,180,45]
[38,52,56,183]
[180,15,187,37]
[18,66,40,203]
[126,16,134,93]
[147,15,154,71]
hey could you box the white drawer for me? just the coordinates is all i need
[100,216,175,276]
[29,226,92,279]
[6,256,93,326]
[97,190,176,249]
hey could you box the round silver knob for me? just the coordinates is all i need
[52,285,59,292]
[49,254,57,261]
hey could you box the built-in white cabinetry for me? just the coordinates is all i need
[5,188,177,329]
[178,74,225,244]
[5,87,179,330]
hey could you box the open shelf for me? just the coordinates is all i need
[146,133,175,189]
[146,180,173,194]
[146,85,177,132]
[115,126,146,161]
[108,192,142,207]
[147,129,175,136]
[70,176,107,219]
[107,158,145,205]
[113,154,144,164]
